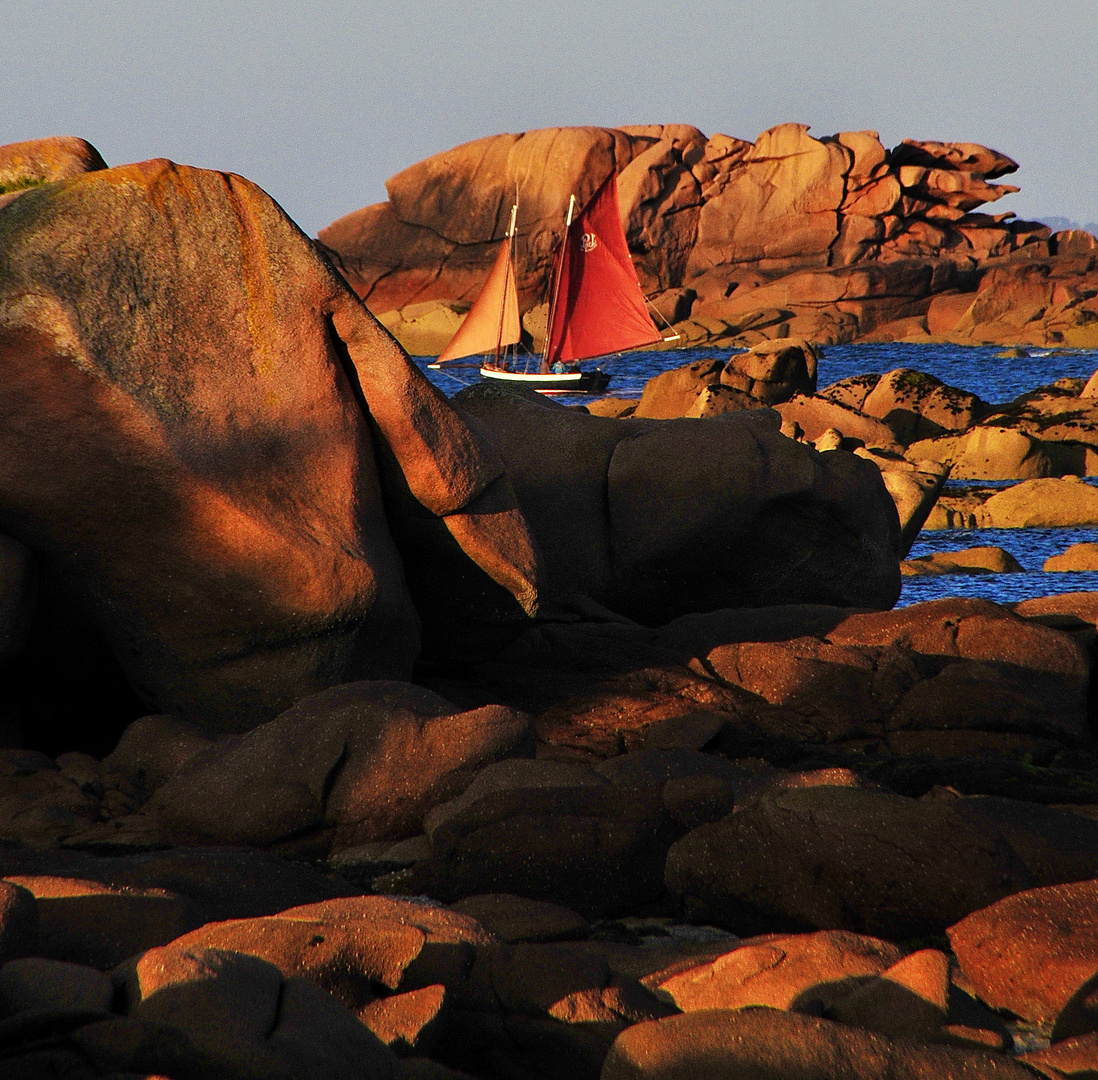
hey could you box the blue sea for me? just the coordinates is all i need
[415,343,1098,608]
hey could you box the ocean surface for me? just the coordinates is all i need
[414,342,1098,608]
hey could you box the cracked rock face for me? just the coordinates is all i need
[321,121,1098,352]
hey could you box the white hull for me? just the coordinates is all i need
[479,367,584,385]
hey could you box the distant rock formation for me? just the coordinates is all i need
[319,123,1098,351]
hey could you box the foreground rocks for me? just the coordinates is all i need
[0,587,1095,1077]
[319,122,1098,352]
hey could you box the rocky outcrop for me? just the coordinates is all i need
[319,123,1098,350]
[0,154,539,736]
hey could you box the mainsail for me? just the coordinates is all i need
[544,173,661,366]
[435,205,521,364]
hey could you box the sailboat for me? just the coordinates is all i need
[430,172,672,393]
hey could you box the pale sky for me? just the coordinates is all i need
[3,1,1097,236]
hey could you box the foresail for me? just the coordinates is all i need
[436,236,521,363]
[545,174,660,364]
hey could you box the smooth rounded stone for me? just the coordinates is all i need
[948,879,1098,1024]
[161,896,497,1012]
[376,301,465,356]
[719,338,818,405]
[665,786,1038,939]
[3,874,195,970]
[453,383,643,603]
[773,394,903,451]
[585,398,638,419]
[829,597,1090,742]
[698,596,1090,746]
[423,758,607,842]
[0,161,420,730]
[979,477,1098,527]
[100,714,214,792]
[600,1007,1038,1080]
[390,784,678,919]
[147,680,533,849]
[633,359,726,419]
[902,546,1024,576]
[1054,969,1098,1044]
[606,409,902,621]
[908,426,1054,480]
[859,368,985,445]
[1045,543,1098,572]
[826,597,1088,677]
[0,880,37,963]
[641,712,729,752]
[652,930,902,1014]
[449,894,589,944]
[857,452,950,559]
[0,956,113,1016]
[458,386,902,622]
[359,983,448,1055]
[593,748,747,789]
[948,796,1098,886]
[129,945,280,1035]
[814,426,844,451]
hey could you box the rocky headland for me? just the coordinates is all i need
[0,136,1096,1079]
[318,122,1098,355]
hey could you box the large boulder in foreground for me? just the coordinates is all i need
[0,156,538,733]
[455,385,902,623]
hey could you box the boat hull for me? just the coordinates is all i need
[479,366,611,394]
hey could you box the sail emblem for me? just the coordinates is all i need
[580,231,598,252]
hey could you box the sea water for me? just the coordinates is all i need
[415,343,1098,607]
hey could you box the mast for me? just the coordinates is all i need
[494,201,518,367]
[540,194,575,374]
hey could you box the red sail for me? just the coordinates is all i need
[545,174,660,364]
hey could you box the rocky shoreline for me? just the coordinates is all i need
[0,136,1097,1079]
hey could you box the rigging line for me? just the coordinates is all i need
[644,296,683,343]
